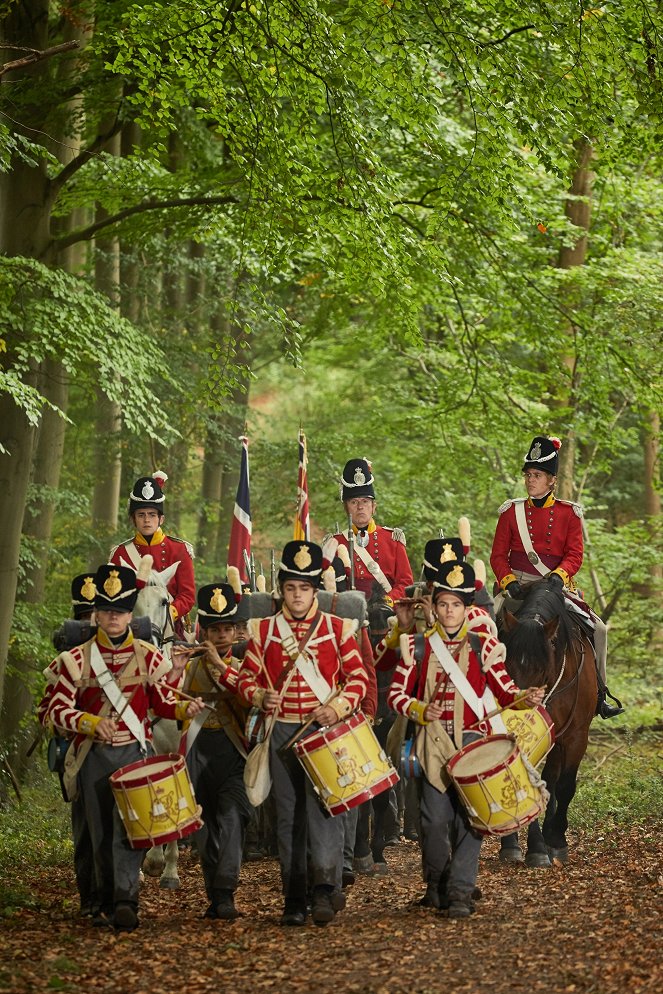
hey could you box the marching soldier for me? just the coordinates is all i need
[177,582,253,921]
[324,458,413,606]
[109,471,195,636]
[490,435,624,719]
[236,541,368,927]
[387,560,544,917]
[42,564,203,931]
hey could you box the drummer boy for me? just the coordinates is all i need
[42,563,204,931]
[237,540,368,927]
[386,559,544,917]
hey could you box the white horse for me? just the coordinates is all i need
[134,561,190,890]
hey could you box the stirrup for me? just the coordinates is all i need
[597,687,625,719]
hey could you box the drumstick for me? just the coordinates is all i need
[465,688,546,731]
[163,685,214,712]
[279,689,342,753]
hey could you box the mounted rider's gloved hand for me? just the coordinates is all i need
[505,579,524,600]
[548,572,564,590]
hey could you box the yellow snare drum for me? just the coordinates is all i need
[110,753,203,850]
[294,711,399,816]
[501,704,555,768]
[446,734,543,837]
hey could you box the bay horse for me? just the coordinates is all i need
[499,579,597,866]
[134,562,189,889]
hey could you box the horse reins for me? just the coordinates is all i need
[543,635,586,740]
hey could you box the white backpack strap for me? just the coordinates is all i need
[346,530,392,593]
[427,630,485,721]
[513,501,549,576]
[274,613,332,704]
[89,643,146,751]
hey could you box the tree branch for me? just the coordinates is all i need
[0,40,79,78]
[479,25,536,48]
[51,194,240,251]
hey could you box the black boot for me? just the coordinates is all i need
[597,686,625,720]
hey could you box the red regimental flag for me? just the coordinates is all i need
[293,430,310,541]
[227,436,252,583]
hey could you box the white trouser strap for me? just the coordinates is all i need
[89,643,147,751]
[346,531,392,594]
[514,501,549,576]
[275,614,332,703]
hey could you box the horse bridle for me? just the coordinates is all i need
[543,635,586,740]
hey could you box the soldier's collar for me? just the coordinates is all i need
[282,597,319,622]
[96,627,134,650]
[527,493,555,509]
[434,621,467,642]
[135,527,165,546]
[352,518,377,535]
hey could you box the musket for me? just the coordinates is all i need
[438,526,445,538]
[270,549,276,591]
[250,553,257,592]
[242,549,252,590]
[347,512,355,590]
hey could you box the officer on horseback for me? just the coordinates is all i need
[109,471,195,637]
[490,435,624,720]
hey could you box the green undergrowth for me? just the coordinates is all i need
[571,730,662,828]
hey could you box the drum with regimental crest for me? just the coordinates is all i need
[446,734,544,836]
[110,753,203,849]
[294,711,399,816]
[500,704,555,768]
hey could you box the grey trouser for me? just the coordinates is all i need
[78,742,146,913]
[187,728,253,899]
[71,793,95,910]
[270,721,344,904]
[419,732,482,901]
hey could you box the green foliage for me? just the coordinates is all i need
[572,733,663,828]
[0,257,179,438]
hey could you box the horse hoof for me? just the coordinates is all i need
[143,862,165,878]
[159,876,181,890]
[547,846,569,864]
[525,852,552,869]
[499,847,524,864]
[138,870,145,885]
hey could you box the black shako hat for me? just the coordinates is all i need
[278,541,323,585]
[128,472,167,515]
[422,538,466,582]
[522,436,561,476]
[320,555,348,592]
[197,583,239,625]
[431,560,476,606]
[340,458,375,502]
[71,573,97,619]
[93,564,138,612]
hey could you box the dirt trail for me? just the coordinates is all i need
[1,826,660,994]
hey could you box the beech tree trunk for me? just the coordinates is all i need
[554,140,594,501]
[90,135,122,555]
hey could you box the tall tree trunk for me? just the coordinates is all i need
[553,140,594,500]
[0,2,53,723]
[643,410,662,643]
[215,325,252,564]
[90,135,122,557]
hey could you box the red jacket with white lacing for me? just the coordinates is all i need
[236,600,368,723]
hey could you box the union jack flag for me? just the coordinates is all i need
[293,430,310,541]
[227,435,252,583]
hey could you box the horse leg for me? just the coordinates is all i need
[159,840,181,889]
[143,845,166,877]
[499,830,524,863]
[543,766,578,863]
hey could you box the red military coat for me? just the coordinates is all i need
[333,520,413,602]
[110,528,195,620]
[237,602,368,724]
[490,496,583,587]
